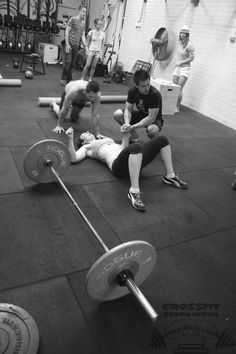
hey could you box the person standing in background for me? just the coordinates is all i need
[173,26,195,113]
[60,5,87,86]
[81,19,105,82]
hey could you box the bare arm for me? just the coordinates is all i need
[91,95,101,137]
[66,128,88,163]
[86,32,92,49]
[124,102,134,124]
[65,23,71,52]
[131,107,159,130]
[120,129,130,149]
[52,92,73,133]
[82,30,87,48]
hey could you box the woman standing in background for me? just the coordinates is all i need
[173,26,195,113]
[81,19,105,82]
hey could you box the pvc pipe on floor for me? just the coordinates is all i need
[0,79,22,87]
[38,95,127,107]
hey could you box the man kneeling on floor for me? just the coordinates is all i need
[51,80,102,138]
[65,126,188,212]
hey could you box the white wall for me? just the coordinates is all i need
[117,0,236,130]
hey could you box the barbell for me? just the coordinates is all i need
[23,139,158,321]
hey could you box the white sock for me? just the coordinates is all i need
[129,187,140,194]
[167,173,175,178]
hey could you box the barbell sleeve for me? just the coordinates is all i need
[125,278,158,322]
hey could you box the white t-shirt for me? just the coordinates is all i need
[88,30,105,52]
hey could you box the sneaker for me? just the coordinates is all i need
[129,137,139,144]
[129,132,139,144]
[128,191,146,211]
[163,175,188,189]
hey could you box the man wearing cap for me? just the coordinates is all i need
[173,25,195,113]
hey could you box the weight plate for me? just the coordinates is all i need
[0,303,39,353]
[23,139,70,183]
[86,241,156,301]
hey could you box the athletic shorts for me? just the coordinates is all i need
[88,50,101,59]
[173,66,190,78]
[111,136,169,178]
[60,90,85,120]
[128,110,164,132]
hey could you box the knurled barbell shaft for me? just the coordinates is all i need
[46,161,158,321]
[48,163,109,253]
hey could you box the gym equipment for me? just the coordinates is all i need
[25,67,34,79]
[37,95,127,107]
[23,139,158,322]
[20,54,45,75]
[0,303,39,353]
[12,57,20,69]
[150,27,175,62]
[0,79,22,87]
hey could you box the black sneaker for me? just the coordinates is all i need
[163,175,188,189]
[128,191,146,211]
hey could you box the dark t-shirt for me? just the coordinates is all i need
[127,85,163,122]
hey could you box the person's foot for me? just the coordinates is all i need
[129,131,139,143]
[128,191,146,211]
[129,136,139,144]
[163,175,188,189]
[60,79,67,86]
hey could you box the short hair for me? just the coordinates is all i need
[78,5,86,12]
[86,80,100,93]
[133,69,150,85]
[94,18,102,26]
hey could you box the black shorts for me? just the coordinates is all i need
[129,110,164,131]
[111,136,169,178]
[60,90,85,120]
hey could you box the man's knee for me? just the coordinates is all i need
[146,124,160,138]
[114,109,124,124]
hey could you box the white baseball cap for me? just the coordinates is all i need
[180,25,190,34]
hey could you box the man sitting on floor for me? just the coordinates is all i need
[51,80,103,138]
[65,126,188,212]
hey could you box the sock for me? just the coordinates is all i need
[167,173,175,178]
[129,187,140,194]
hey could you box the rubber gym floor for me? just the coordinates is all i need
[0,52,235,354]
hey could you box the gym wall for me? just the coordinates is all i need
[117,0,236,130]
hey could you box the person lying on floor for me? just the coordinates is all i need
[65,126,188,212]
[51,80,103,138]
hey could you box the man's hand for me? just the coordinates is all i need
[96,133,105,139]
[121,123,132,134]
[65,127,74,138]
[52,126,65,134]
